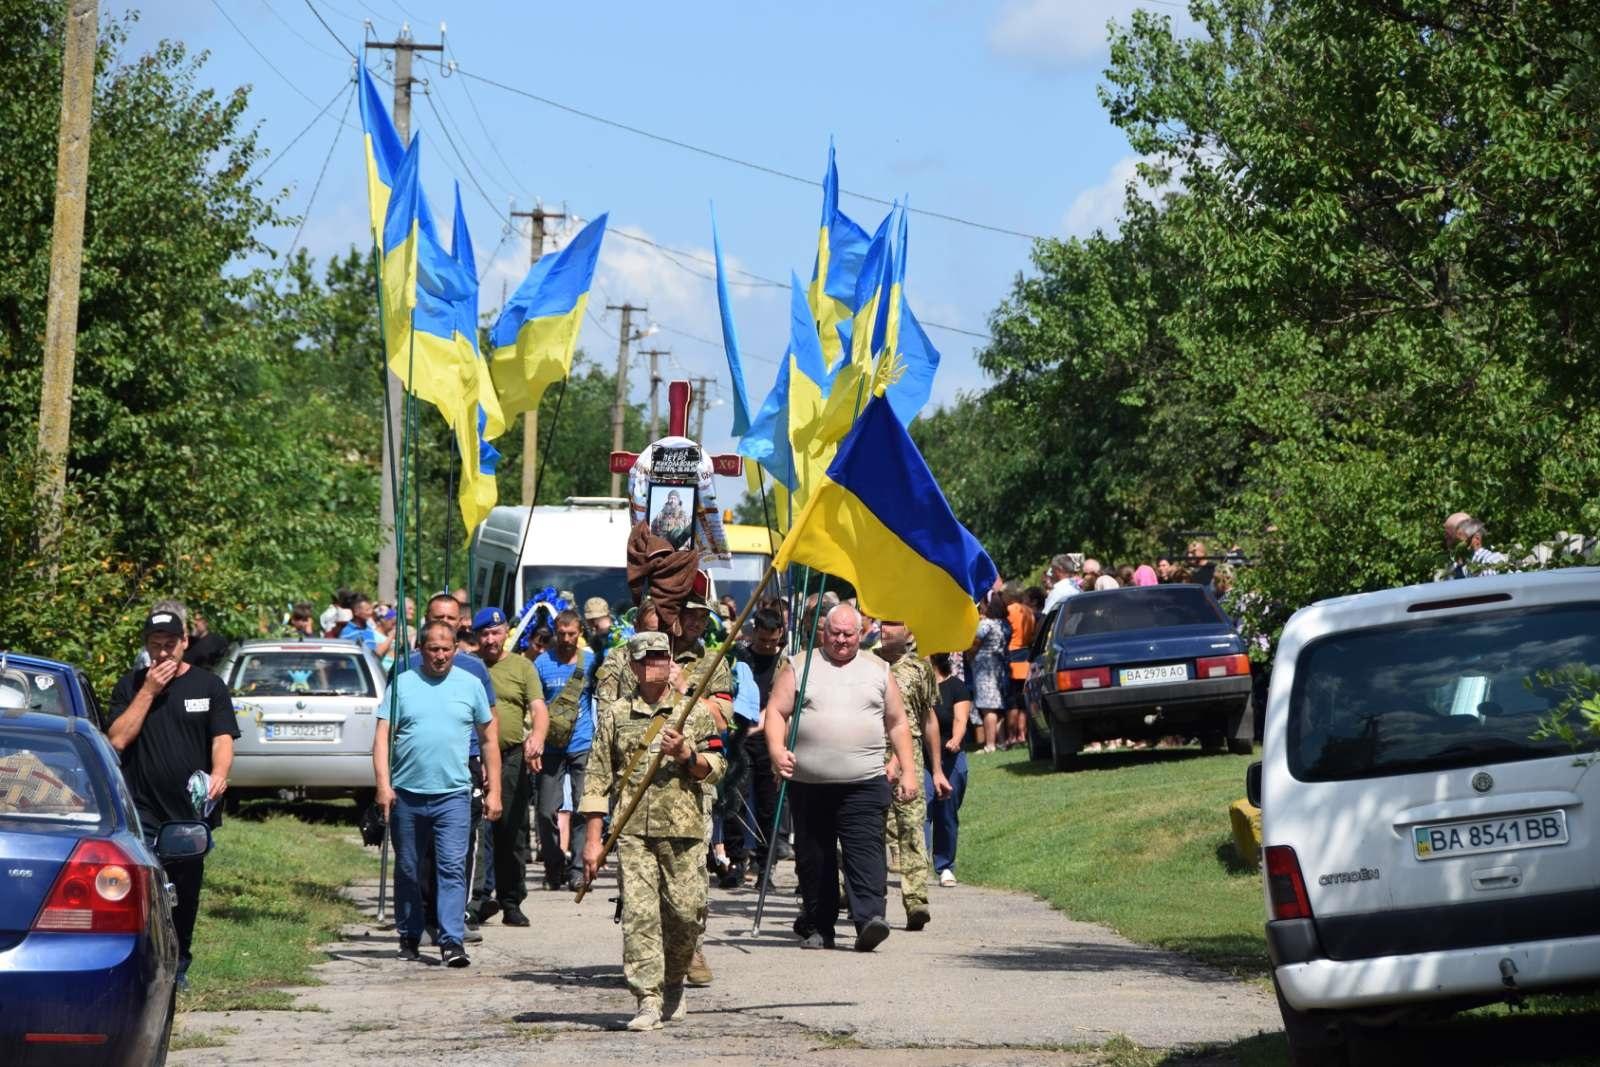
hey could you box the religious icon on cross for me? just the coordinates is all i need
[613,380,737,560]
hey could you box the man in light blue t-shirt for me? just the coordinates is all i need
[533,609,594,891]
[375,620,502,968]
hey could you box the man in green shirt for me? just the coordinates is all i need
[467,607,547,926]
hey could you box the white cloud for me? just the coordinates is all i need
[1061,154,1183,237]
[987,0,1199,70]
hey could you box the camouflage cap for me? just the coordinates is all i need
[628,630,671,659]
[582,596,611,621]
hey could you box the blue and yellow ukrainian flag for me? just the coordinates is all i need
[711,206,752,438]
[449,186,498,539]
[359,64,405,251]
[808,143,870,371]
[488,215,609,420]
[808,204,897,461]
[379,135,423,385]
[775,391,997,654]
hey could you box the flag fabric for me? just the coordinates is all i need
[811,205,897,459]
[881,300,940,426]
[449,185,497,539]
[452,186,504,442]
[379,136,423,388]
[407,179,480,433]
[775,392,997,654]
[740,275,832,508]
[808,143,870,371]
[711,206,753,438]
[359,64,405,251]
[489,215,609,421]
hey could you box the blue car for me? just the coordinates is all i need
[1023,584,1255,769]
[0,707,209,1065]
[0,652,106,729]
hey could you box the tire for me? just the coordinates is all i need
[1049,721,1081,771]
[1026,716,1051,760]
[352,787,377,827]
[1227,737,1255,756]
[1200,730,1226,753]
[1274,976,1351,1067]
[1225,696,1254,756]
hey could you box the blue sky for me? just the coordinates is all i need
[115,0,1194,465]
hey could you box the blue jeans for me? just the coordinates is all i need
[392,789,471,946]
[924,749,968,874]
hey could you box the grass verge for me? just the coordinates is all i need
[180,801,377,1012]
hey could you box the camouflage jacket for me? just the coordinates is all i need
[578,692,727,838]
[874,648,937,768]
[595,639,734,728]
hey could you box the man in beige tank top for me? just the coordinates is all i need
[765,603,920,952]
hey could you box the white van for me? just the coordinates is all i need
[470,498,634,619]
[1255,568,1600,1063]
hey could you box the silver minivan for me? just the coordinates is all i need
[1256,568,1600,1064]
[221,638,385,806]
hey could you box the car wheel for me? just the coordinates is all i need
[1225,697,1254,756]
[352,787,377,827]
[1200,730,1226,753]
[1026,717,1051,760]
[1227,737,1255,756]
[1274,976,1351,1067]
[1049,721,1081,771]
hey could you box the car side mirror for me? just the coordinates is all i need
[156,820,212,862]
[1245,761,1262,809]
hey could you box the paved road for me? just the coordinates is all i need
[171,856,1282,1065]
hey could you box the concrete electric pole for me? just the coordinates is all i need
[640,348,669,443]
[510,204,565,506]
[691,376,712,444]
[35,0,99,571]
[606,303,648,498]
[366,26,442,604]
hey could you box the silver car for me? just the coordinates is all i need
[221,638,385,804]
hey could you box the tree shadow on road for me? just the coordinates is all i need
[510,1008,632,1031]
[504,963,627,988]
[1000,748,1213,777]
[965,939,1242,982]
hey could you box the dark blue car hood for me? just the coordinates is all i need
[1054,623,1244,669]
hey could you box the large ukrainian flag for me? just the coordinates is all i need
[359,64,405,251]
[808,143,869,372]
[489,215,609,420]
[379,136,423,387]
[776,391,997,654]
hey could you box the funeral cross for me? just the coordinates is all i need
[608,379,744,478]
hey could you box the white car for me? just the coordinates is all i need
[1254,568,1600,1064]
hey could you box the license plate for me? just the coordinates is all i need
[1413,809,1568,861]
[1119,664,1189,687]
[264,722,339,741]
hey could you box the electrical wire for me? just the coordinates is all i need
[442,37,526,196]
[421,81,519,205]
[262,0,347,61]
[429,57,1045,242]
[286,82,356,260]
[248,78,351,183]
[301,0,358,57]
[210,0,360,130]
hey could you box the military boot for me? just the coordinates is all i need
[685,947,713,986]
[627,995,663,1031]
[661,984,686,1023]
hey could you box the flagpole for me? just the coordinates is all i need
[443,432,457,592]
[504,378,571,625]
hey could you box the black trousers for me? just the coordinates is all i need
[142,825,204,974]
[789,776,891,940]
[731,735,779,865]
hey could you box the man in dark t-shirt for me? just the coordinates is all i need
[182,609,230,670]
[109,608,239,984]
[732,607,789,870]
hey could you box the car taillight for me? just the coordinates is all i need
[1056,667,1111,691]
[1196,653,1250,679]
[1264,845,1313,921]
[32,839,149,934]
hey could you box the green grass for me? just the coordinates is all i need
[961,746,1267,976]
[170,1024,237,1051]
[180,803,377,1012]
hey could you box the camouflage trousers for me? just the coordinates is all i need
[886,785,930,916]
[618,835,707,999]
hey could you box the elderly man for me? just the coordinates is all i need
[375,620,502,967]
[580,631,727,1031]
[1041,555,1080,613]
[766,603,920,952]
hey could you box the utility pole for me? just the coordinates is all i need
[640,349,669,442]
[510,204,565,506]
[691,376,712,444]
[606,303,647,498]
[35,0,99,571]
[367,26,442,604]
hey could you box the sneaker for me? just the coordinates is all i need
[792,916,815,940]
[798,931,833,950]
[626,996,663,1031]
[440,940,470,968]
[661,984,686,1022]
[501,905,530,927]
[462,926,483,944]
[855,916,891,953]
[397,939,422,961]
[938,869,957,888]
[685,947,713,986]
[906,908,931,932]
[466,899,500,926]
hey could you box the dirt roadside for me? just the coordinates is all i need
[170,855,1282,1065]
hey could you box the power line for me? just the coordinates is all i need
[301,0,358,57]
[428,57,1045,242]
[420,82,518,206]
[249,77,351,183]
[286,80,355,259]
[210,0,359,129]
[262,0,346,61]
[440,42,525,196]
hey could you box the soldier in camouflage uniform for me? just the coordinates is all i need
[872,621,949,931]
[579,631,728,1032]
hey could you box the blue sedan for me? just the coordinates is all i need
[0,707,208,1064]
[1023,584,1255,769]
[0,651,105,729]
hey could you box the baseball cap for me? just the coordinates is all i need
[629,631,671,659]
[376,604,397,622]
[143,610,185,638]
[582,596,611,621]
[684,570,717,613]
[472,606,508,630]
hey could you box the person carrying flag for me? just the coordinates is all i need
[578,632,727,1031]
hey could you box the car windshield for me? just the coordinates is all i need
[0,666,70,718]
[0,729,108,828]
[229,651,375,697]
[1057,587,1224,637]
[705,552,773,613]
[1289,602,1600,781]
[521,566,631,620]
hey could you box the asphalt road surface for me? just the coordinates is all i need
[170,852,1282,1065]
